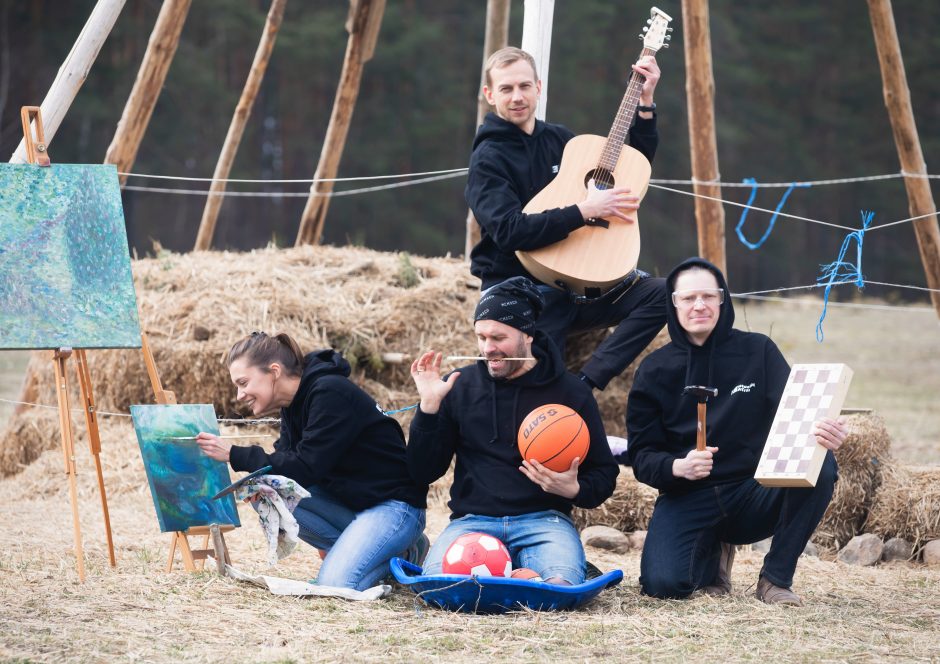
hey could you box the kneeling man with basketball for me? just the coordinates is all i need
[408,276,619,585]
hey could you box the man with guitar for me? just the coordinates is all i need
[466,46,667,391]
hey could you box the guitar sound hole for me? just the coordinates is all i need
[584,168,615,191]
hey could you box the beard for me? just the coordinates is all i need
[484,336,530,380]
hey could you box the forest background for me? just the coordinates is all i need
[0,0,938,298]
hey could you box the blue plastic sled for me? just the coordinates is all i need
[390,557,623,614]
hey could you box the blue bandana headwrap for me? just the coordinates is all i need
[473,277,545,332]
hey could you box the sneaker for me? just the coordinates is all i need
[584,560,603,580]
[701,542,735,596]
[405,533,430,567]
[755,576,803,606]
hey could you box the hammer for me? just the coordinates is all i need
[683,386,718,451]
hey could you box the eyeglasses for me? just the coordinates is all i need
[671,288,724,308]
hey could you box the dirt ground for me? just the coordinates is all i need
[0,418,938,663]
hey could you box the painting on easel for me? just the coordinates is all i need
[0,163,141,349]
[131,404,241,533]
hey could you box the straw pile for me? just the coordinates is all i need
[864,464,940,554]
[813,411,892,549]
[0,245,655,476]
[571,466,658,533]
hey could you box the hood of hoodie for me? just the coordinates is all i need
[294,349,351,397]
[471,112,547,152]
[665,257,735,351]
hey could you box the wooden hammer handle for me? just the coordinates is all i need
[696,402,707,451]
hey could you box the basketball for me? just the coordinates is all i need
[442,532,512,577]
[517,403,590,472]
[511,567,544,582]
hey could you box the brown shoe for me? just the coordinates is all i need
[701,542,736,596]
[756,576,803,606]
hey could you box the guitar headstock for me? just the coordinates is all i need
[640,7,673,51]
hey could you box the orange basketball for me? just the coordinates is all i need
[517,403,590,472]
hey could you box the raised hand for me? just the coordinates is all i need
[632,54,660,105]
[410,350,460,415]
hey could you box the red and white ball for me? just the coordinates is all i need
[442,532,512,577]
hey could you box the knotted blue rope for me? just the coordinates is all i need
[735,178,811,249]
[815,210,875,342]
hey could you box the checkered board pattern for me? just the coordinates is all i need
[755,363,853,488]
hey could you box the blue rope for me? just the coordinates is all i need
[815,210,875,342]
[383,403,418,416]
[735,178,811,249]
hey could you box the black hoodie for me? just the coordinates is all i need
[626,258,791,493]
[407,331,618,518]
[229,350,427,511]
[466,112,658,289]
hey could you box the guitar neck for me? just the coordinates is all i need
[599,46,656,172]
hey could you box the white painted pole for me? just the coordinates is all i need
[10,0,126,163]
[521,0,555,122]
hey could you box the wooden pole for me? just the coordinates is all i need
[464,0,511,258]
[104,0,191,183]
[193,0,287,251]
[521,0,555,123]
[295,0,386,246]
[10,0,126,163]
[867,0,940,317]
[681,0,726,275]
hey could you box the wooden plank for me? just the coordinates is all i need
[520,0,555,123]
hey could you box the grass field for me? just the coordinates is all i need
[0,298,937,663]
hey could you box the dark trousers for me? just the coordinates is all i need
[536,275,668,390]
[639,453,838,598]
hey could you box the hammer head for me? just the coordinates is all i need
[684,385,718,402]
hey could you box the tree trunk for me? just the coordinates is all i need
[104,0,191,183]
[867,0,940,317]
[464,0,511,258]
[295,0,386,246]
[681,0,726,275]
[193,0,287,251]
[10,0,126,163]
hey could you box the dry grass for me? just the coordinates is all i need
[1,246,939,662]
[0,418,938,663]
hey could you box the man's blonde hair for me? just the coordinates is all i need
[484,47,538,89]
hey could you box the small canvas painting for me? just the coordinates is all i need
[131,404,240,533]
[0,163,141,349]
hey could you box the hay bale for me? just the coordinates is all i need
[0,407,61,476]
[1,245,666,476]
[814,411,892,549]
[864,464,940,555]
[571,466,658,533]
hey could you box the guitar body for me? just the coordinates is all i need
[517,134,652,295]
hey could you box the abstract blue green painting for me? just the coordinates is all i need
[131,404,240,533]
[0,163,141,349]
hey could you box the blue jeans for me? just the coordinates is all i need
[640,453,838,598]
[293,485,426,591]
[422,510,585,585]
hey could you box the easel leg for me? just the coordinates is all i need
[74,349,116,567]
[53,350,86,583]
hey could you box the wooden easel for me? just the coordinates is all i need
[139,335,233,573]
[21,106,116,582]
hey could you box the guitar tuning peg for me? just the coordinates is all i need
[665,34,672,40]
[638,33,645,39]
[646,18,652,24]
[667,27,674,32]
[642,26,649,32]
[661,43,669,48]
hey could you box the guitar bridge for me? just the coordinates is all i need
[585,217,610,229]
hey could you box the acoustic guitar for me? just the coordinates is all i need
[517,7,673,297]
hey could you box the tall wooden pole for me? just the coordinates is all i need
[193,0,287,251]
[10,0,126,163]
[681,0,726,274]
[464,0,511,257]
[521,0,555,123]
[295,0,385,246]
[867,0,940,317]
[104,0,191,183]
